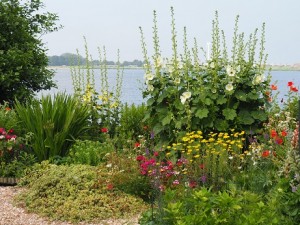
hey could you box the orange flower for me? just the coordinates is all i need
[271,84,277,90]
[5,107,11,111]
[281,130,287,137]
[270,129,277,138]
[265,91,270,96]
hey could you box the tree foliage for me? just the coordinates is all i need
[0,0,60,104]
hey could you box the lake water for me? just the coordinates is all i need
[39,68,300,105]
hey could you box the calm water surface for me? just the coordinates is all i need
[39,68,300,105]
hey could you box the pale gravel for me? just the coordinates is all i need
[0,186,140,225]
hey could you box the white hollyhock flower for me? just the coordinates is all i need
[225,82,234,91]
[174,77,181,85]
[155,56,163,67]
[144,73,154,81]
[226,65,236,77]
[147,84,154,92]
[252,74,265,85]
[180,91,192,104]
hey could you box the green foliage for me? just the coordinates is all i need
[0,102,21,132]
[66,139,114,166]
[116,103,148,148]
[140,8,270,143]
[70,38,124,139]
[14,93,91,162]
[0,151,36,177]
[17,161,148,223]
[0,0,61,104]
[140,187,288,225]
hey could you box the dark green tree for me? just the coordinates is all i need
[0,0,61,104]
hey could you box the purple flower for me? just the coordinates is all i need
[200,175,207,183]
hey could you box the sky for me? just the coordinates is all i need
[41,0,300,65]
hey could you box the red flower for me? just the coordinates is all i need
[270,130,277,138]
[134,142,141,148]
[136,155,146,161]
[153,151,159,157]
[199,164,205,169]
[290,85,298,92]
[8,129,14,134]
[276,138,283,145]
[288,81,294,87]
[189,180,197,188]
[281,130,287,137]
[271,84,277,90]
[107,183,114,190]
[262,150,270,157]
[100,127,108,133]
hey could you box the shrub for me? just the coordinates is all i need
[14,93,91,162]
[140,8,269,144]
[17,161,148,223]
[139,186,289,225]
[66,139,114,166]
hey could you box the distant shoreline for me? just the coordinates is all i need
[48,65,300,72]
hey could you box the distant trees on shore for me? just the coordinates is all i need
[48,53,144,67]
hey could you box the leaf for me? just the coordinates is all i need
[204,98,213,105]
[222,108,237,121]
[195,108,209,119]
[217,96,227,105]
[248,91,259,100]
[214,119,229,131]
[238,110,254,125]
[162,112,173,126]
[235,90,247,101]
[251,111,267,121]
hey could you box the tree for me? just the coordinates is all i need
[0,0,61,104]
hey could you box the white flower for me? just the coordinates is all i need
[144,73,154,81]
[168,66,174,73]
[147,84,154,92]
[178,62,183,69]
[155,56,163,67]
[180,91,192,104]
[226,65,236,77]
[174,77,181,85]
[210,61,215,69]
[228,156,233,160]
[252,73,265,85]
[225,82,234,91]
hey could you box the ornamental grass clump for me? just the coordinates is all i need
[14,93,90,162]
[140,8,270,143]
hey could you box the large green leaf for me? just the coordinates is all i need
[238,110,255,125]
[222,108,237,121]
[251,110,267,121]
[195,108,209,119]
[235,90,247,101]
[162,112,173,126]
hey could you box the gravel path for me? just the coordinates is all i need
[0,186,139,225]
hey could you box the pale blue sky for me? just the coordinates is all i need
[41,0,300,64]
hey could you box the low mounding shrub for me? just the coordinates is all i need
[14,93,91,162]
[139,186,290,225]
[17,161,148,223]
